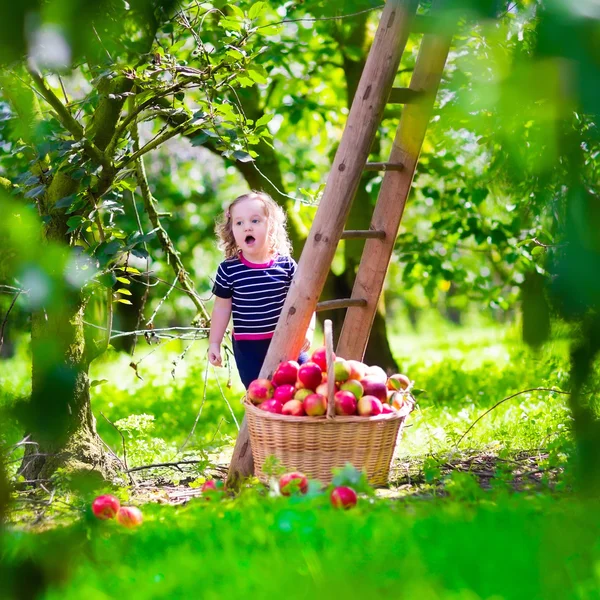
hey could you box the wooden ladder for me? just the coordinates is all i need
[228,0,453,484]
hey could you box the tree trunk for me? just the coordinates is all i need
[19,297,116,482]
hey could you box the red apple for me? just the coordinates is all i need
[116,506,143,528]
[333,360,352,383]
[331,486,357,509]
[315,382,330,397]
[294,388,313,401]
[357,395,383,416]
[340,379,363,400]
[390,391,405,411]
[346,360,367,381]
[279,472,309,495]
[272,360,300,386]
[334,390,357,416]
[273,384,296,403]
[365,365,388,384]
[382,404,395,414]
[297,362,322,391]
[387,373,411,391]
[304,393,327,417]
[259,399,284,414]
[201,480,217,492]
[247,378,274,404]
[91,494,120,520]
[311,346,334,372]
[282,399,306,416]
[359,377,388,402]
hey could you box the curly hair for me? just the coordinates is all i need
[215,191,293,259]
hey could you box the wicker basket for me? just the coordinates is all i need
[244,320,413,486]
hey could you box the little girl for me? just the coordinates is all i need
[208,190,314,388]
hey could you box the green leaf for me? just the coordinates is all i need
[116,277,130,285]
[247,68,267,84]
[25,185,45,198]
[116,288,132,295]
[90,379,108,388]
[249,2,266,19]
[54,194,77,209]
[116,298,133,305]
[233,150,254,163]
[255,113,273,128]
[229,4,244,18]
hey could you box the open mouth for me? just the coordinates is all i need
[245,235,256,245]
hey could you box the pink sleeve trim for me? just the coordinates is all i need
[233,332,274,341]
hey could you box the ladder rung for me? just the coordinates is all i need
[316,298,368,312]
[365,162,404,172]
[388,87,425,104]
[341,229,386,240]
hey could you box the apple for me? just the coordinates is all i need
[91,494,120,520]
[365,365,388,384]
[304,393,327,417]
[273,384,296,403]
[294,388,313,401]
[340,379,364,400]
[390,391,404,411]
[330,486,357,509]
[282,399,306,416]
[346,360,368,381]
[272,360,300,386]
[297,362,322,391]
[259,399,284,414]
[333,360,351,383]
[279,472,309,495]
[360,377,388,402]
[357,395,383,416]
[315,382,329,397]
[334,390,357,416]
[311,346,334,372]
[247,378,274,404]
[387,373,411,391]
[382,404,396,414]
[116,506,143,528]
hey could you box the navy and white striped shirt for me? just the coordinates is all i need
[212,253,297,340]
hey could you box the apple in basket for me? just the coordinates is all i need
[340,379,363,400]
[294,388,313,401]
[387,373,411,391]
[357,395,383,417]
[297,362,322,391]
[381,404,396,415]
[259,399,284,414]
[334,390,357,416]
[272,360,300,386]
[333,360,352,383]
[247,379,274,404]
[359,377,388,402]
[365,365,388,384]
[282,399,306,416]
[304,393,327,417]
[346,360,367,381]
[390,391,405,411]
[311,346,333,372]
[273,384,296,403]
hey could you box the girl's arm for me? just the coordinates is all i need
[208,296,232,366]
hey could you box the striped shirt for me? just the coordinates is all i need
[212,253,297,340]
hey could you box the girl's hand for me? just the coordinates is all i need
[208,343,222,366]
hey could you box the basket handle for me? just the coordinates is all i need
[324,319,336,419]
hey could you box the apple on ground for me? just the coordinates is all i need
[346,360,367,381]
[259,399,284,414]
[272,360,300,386]
[334,390,357,416]
[247,378,274,404]
[340,379,363,400]
[330,486,358,509]
[297,362,323,390]
[273,384,296,403]
[92,494,120,520]
[279,472,309,495]
[294,388,313,401]
[365,365,388,384]
[311,347,333,372]
[357,395,383,416]
[304,393,327,417]
[116,506,143,528]
[387,373,411,391]
[359,377,388,402]
[282,399,306,416]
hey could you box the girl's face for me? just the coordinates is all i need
[230,197,271,261]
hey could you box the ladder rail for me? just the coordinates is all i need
[336,30,453,360]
